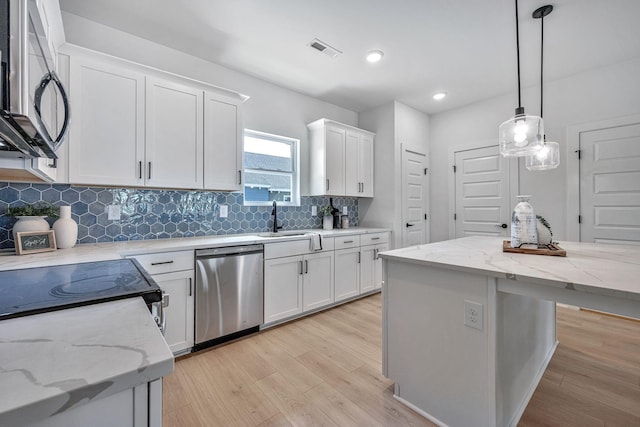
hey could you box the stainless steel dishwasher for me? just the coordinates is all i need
[194,244,263,348]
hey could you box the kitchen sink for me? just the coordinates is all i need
[257,231,309,238]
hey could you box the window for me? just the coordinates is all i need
[243,129,300,206]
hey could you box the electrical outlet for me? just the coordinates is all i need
[342,206,348,215]
[464,300,483,330]
[219,205,228,218]
[107,204,121,221]
[311,206,317,216]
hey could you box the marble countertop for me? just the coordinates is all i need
[379,236,640,302]
[0,227,390,272]
[0,298,174,426]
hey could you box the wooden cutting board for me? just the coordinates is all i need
[503,240,567,257]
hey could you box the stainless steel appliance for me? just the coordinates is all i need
[195,244,263,348]
[0,0,70,159]
[0,259,166,332]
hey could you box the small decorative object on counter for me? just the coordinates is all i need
[15,230,57,255]
[7,202,58,238]
[320,205,334,230]
[536,215,553,246]
[53,206,78,249]
[341,215,349,229]
[510,195,537,248]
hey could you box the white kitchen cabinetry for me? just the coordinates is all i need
[145,77,203,189]
[302,251,334,311]
[66,46,247,190]
[68,55,145,186]
[360,232,390,292]
[264,256,303,323]
[334,247,361,302]
[308,118,375,197]
[204,92,243,191]
[128,250,195,354]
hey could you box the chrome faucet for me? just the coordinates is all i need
[271,201,283,233]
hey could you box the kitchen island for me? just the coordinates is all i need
[379,236,640,427]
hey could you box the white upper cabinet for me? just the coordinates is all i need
[65,46,247,190]
[68,55,145,186]
[146,77,203,189]
[203,93,243,191]
[308,119,375,197]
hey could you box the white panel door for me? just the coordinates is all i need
[345,131,360,196]
[334,247,360,302]
[454,146,510,238]
[154,270,194,354]
[146,77,203,189]
[204,94,242,191]
[402,148,428,247]
[302,251,334,311]
[325,125,345,195]
[264,256,303,323]
[580,123,640,244]
[68,58,145,186]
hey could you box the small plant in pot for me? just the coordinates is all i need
[6,202,58,236]
[319,205,334,230]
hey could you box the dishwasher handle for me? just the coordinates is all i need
[196,244,264,258]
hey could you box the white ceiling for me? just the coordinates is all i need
[58,0,640,115]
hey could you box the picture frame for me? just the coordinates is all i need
[15,230,57,255]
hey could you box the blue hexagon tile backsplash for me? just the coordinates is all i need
[0,182,359,250]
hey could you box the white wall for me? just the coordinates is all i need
[429,57,640,242]
[359,101,429,248]
[61,12,357,195]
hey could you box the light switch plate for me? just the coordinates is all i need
[311,206,317,216]
[107,204,121,221]
[219,205,228,218]
[342,206,348,215]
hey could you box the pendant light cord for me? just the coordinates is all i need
[540,13,544,118]
[515,0,522,109]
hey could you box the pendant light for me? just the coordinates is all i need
[499,0,544,157]
[526,5,560,171]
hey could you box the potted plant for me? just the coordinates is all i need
[319,205,334,230]
[6,202,58,236]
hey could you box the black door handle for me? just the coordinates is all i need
[406,223,414,227]
[501,223,508,229]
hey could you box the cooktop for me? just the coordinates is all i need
[0,258,161,320]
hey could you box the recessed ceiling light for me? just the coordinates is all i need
[432,92,447,100]
[366,50,384,63]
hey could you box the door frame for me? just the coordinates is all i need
[401,144,429,246]
[566,113,640,241]
[448,140,519,240]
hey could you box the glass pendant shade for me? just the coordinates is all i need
[499,112,544,157]
[526,140,559,170]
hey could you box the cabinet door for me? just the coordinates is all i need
[374,243,389,290]
[325,125,345,195]
[302,251,334,311]
[204,93,242,191]
[360,246,376,293]
[345,130,360,196]
[145,77,203,189]
[154,270,195,354]
[359,134,374,197]
[264,256,303,323]
[334,247,360,302]
[68,57,145,186]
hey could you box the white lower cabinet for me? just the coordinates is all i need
[128,250,195,354]
[334,247,361,302]
[264,251,335,324]
[361,242,389,293]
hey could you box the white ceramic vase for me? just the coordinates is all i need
[53,206,78,249]
[322,215,333,230]
[13,216,50,239]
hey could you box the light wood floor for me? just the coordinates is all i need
[163,295,640,426]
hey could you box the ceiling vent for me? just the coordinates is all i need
[308,38,342,58]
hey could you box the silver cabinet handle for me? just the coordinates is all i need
[305,260,308,274]
[148,162,152,180]
[299,260,303,275]
[163,293,170,308]
[371,237,380,241]
[189,278,192,296]
[238,170,242,185]
[151,260,174,266]
[343,240,354,244]
[138,161,143,179]
[361,182,364,193]
[357,252,361,263]
[374,248,379,260]
[326,179,329,191]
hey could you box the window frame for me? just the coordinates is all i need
[242,129,300,207]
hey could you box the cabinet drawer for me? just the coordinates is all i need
[130,250,194,274]
[361,232,389,246]
[334,235,360,249]
[264,239,311,259]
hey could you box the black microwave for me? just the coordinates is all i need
[0,0,69,160]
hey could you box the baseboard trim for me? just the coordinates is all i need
[392,393,449,427]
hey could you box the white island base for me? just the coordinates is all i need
[381,236,640,427]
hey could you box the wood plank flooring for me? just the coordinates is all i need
[163,295,640,427]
